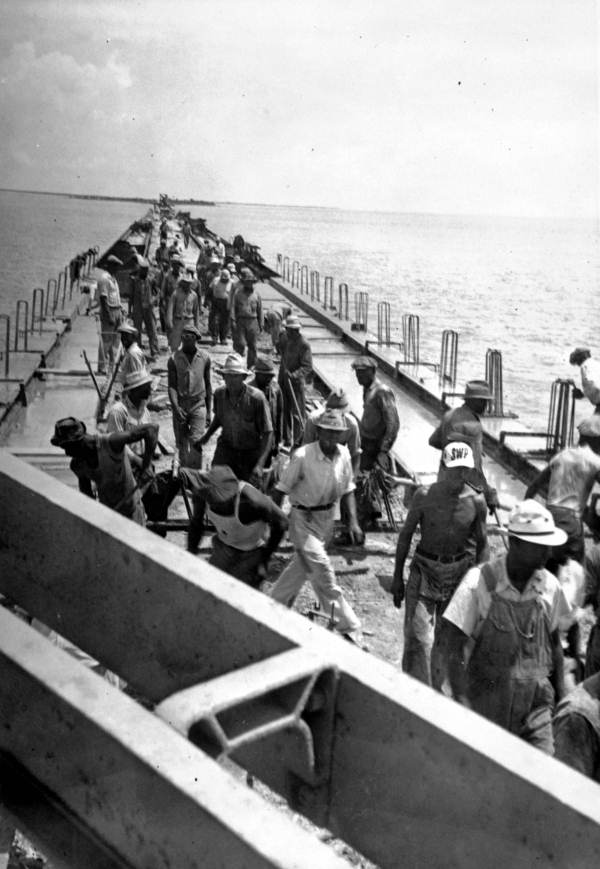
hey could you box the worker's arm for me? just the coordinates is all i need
[445,621,471,706]
[473,496,490,564]
[391,490,425,608]
[166,289,174,331]
[107,424,158,472]
[378,389,400,462]
[193,293,200,330]
[167,357,186,423]
[76,474,95,499]
[256,293,263,331]
[290,343,312,382]
[525,465,551,501]
[195,413,221,449]
[550,628,566,702]
[250,431,274,488]
[428,423,443,450]
[204,356,212,418]
[243,488,288,562]
[340,490,364,545]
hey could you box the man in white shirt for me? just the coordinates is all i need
[443,500,570,754]
[269,410,364,641]
[570,347,600,412]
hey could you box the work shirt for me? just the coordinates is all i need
[96,272,121,308]
[359,378,399,450]
[276,442,354,508]
[581,358,600,406]
[160,271,181,306]
[303,408,361,463]
[131,274,155,310]
[168,348,211,405]
[213,384,272,450]
[211,276,233,303]
[278,334,313,382]
[71,434,142,520]
[554,673,600,781]
[395,480,487,562]
[443,555,571,640]
[248,377,283,445]
[106,395,151,458]
[155,245,170,267]
[547,445,600,517]
[232,287,262,325]
[429,404,483,471]
[119,342,146,383]
[167,287,199,327]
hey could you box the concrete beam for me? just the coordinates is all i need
[2,450,600,868]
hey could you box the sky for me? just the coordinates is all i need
[0,0,598,217]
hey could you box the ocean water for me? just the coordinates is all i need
[0,190,598,431]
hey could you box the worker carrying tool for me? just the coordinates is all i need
[428,378,499,511]
[443,500,570,754]
[51,416,158,525]
[391,442,488,689]
[230,267,263,368]
[269,410,365,644]
[167,324,212,469]
[181,465,287,588]
[278,315,313,446]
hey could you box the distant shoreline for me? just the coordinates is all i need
[0,188,215,206]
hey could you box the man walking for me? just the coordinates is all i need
[209,267,234,345]
[167,324,211,468]
[248,356,283,456]
[278,315,312,445]
[391,443,488,688]
[181,465,288,588]
[443,500,570,754]
[159,256,183,338]
[195,353,273,485]
[51,416,158,525]
[117,323,147,383]
[95,254,123,376]
[350,356,399,471]
[231,267,263,368]
[131,257,159,359]
[166,275,200,352]
[303,388,361,474]
[269,410,365,641]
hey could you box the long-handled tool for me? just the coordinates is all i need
[284,371,305,444]
[492,507,509,549]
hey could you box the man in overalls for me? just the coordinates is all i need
[181,465,288,588]
[443,500,571,754]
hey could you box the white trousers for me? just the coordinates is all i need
[270,507,360,633]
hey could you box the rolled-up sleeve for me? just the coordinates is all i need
[276,452,303,495]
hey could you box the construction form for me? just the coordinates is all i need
[0,203,598,868]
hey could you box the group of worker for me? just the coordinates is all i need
[52,220,600,780]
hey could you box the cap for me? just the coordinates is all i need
[181,324,201,337]
[50,417,87,447]
[254,356,276,374]
[326,388,349,410]
[578,416,600,438]
[316,410,348,431]
[122,370,154,392]
[240,267,257,283]
[351,356,377,370]
[284,315,302,330]
[464,380,493,400]
[117,322,138,336]
[218,353,249,375]
[506,500,567,546]
[442,442,475,469]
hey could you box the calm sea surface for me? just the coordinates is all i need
[1,190,598,430]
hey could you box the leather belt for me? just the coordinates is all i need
[416,547,467,564]
[294,503,334,512]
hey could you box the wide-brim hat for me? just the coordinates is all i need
[50,416,87,447]
[284,315,302,330]
[351,355,377,370]
[505,499,567,546]
[181,324,201,337]
[178,276,194,286]
[122,370,155,391]
[326,387,349,410]
[106,254,123,267]
[196,465,239,505]
[240,267,257,283]
[254,356,276,374]
[316,410,348,432]
[464,380,493,400]
[218,353,249,376]
[117,323,139,336]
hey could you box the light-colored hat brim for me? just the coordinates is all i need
[506,528,568,547]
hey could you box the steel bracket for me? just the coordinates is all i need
[156,647,339,825]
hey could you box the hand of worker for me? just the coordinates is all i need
[348,523,365,546]
[249,466,263,489]
[376,451,390,471]
[194,435,208,451]
[486,487,500,514]
[138,466,155,486]
[391,575,405,609]
[256,562,268,583]
[175,406,187,423]
[572,387,584,399]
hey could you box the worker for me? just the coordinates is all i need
[95,254,123,376]
[166,275,200,352]
[167,324,211,468]
[51,416,158,525]
[159,256,183,337]
[525,415,600,571]
[154,238,170,268]
[303,388,361,474]
[117,323,147,383]
[428,379,499,510]
[278,315,313,446]
[443,500,570,754]
[181,465,288,587]
[391,442,488,688]
[130,257,159,360]
[209,267,234,345]
[182,219,191,248]
[350,356,399,471]
[107,369,153,451]
[269,410,365,642]
[231,267,263,368]
[570,347,600,413]
[581,540,600,677]
[248,356,283,458]
[264,303,292,352]
[553,672,600,780]
[195,353,273,485]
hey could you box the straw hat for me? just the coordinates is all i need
[121,370,155,392]
[326,388,349,410]
[284,315,302,330]
[316,410,348,431]
[506,500,567,546]
[218,353,249,376]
